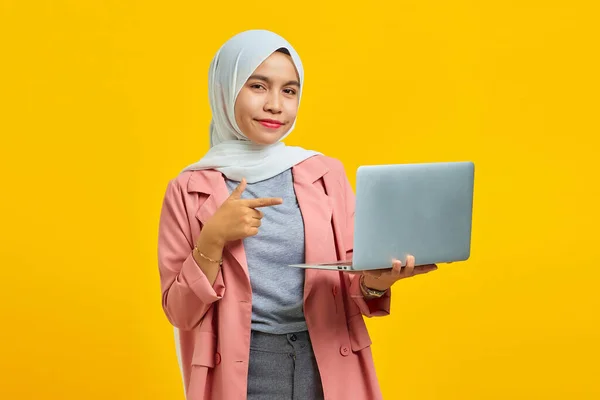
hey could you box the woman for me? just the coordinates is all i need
[157,29,437,400]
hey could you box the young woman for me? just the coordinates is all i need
[157,29,437,400]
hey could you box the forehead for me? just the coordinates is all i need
[252,51,300,81]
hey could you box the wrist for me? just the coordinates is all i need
[196,226,225,261]
[199,223,226,249]
[360,275,388,299]
[362,275,389,292]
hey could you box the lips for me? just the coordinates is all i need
[257,119,284,129]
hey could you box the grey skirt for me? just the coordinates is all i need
[247,330,325,400]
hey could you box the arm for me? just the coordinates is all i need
[341,171,392,318]
[157,179,225,331]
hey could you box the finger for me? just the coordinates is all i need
[251,209,264,220]
[246,226,259,237]
[250,218,262,228]
[229,178,247,200]
[242,197,283,208]
[403,255,415,276]
[391,259,402,277]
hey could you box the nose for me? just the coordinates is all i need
[264,91,282,114]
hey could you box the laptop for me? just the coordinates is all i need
[288,161,475,271]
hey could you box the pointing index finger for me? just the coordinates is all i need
[241,197,283,208]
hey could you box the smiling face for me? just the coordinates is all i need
[234,50,301,145]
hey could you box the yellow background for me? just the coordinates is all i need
[1,0,599,399]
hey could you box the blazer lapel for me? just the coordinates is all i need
[292,157,335,301]
[187,170,250,283]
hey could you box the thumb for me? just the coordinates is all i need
[229,178,247,200]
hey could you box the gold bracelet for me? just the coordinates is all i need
[194,245,223,266]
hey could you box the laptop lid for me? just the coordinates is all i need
[352,161,475,269]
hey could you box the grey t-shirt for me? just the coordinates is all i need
[225,168,307,334]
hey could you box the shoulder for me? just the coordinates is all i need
[169,170,196,190]
[162,170,194,196]
[320,154,347,172]
[162,169,220,204]
[296,154,348,178]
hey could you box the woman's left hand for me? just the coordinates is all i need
[361,255,438,292]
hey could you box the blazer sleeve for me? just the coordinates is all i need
[157,179,225,330]
[341,169,392,317]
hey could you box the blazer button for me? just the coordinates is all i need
[340,346,350,356]
[215,352,221,365]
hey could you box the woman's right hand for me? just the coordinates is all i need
[202,178,283,245]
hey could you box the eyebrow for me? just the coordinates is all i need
[248,74,300,88]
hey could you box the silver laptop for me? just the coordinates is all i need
[289,161,475,271]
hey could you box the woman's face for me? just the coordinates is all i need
[234,51,300,145]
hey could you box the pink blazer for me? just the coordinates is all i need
[158,155,392,400]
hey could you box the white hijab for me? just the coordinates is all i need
[174,30,321,391]
[180,29,321,183]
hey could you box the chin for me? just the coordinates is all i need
[247,131,286,146]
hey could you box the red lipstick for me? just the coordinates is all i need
[258,119,284,129]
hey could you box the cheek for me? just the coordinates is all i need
[284,99,299,120]
[234,92,256,125]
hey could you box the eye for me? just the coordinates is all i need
[283,88,297,95]
[249,83,266,91]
